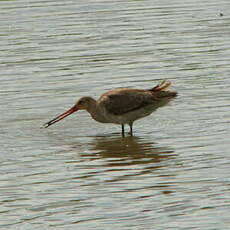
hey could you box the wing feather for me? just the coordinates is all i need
[100,89,156,115]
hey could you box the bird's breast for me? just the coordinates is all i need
[87,106,110,124]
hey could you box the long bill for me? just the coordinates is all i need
[43,107,78,128]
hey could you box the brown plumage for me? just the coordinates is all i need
[43,80,177,136]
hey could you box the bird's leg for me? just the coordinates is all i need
[129,122,133,136]
[121,124,125,137]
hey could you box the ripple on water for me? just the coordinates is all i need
[1,0,230,229]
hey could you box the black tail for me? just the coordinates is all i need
[149,80,177,98]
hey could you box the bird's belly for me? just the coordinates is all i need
[90,103,165,125]
[105,105,159,124]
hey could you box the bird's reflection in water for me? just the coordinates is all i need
[80,135,176,169]
[73,136,177,194]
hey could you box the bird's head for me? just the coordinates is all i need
[74,96,95,111]
[43,96,95,128]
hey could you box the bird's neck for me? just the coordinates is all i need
[85,98,97,114]
[86,99,107,123]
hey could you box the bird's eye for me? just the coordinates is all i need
[79,100,83,104]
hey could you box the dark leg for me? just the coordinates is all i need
[121,124,125,137]
[129,122,133,136]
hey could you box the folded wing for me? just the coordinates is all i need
[100,89,156,115]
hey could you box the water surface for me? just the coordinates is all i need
[1,0,230,229]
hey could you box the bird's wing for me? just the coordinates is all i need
[100,89,157,115]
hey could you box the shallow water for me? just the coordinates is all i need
[1,0,230,229]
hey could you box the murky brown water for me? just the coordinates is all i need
[1,0,230,229]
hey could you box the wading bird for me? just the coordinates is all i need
[43,80,177,136]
